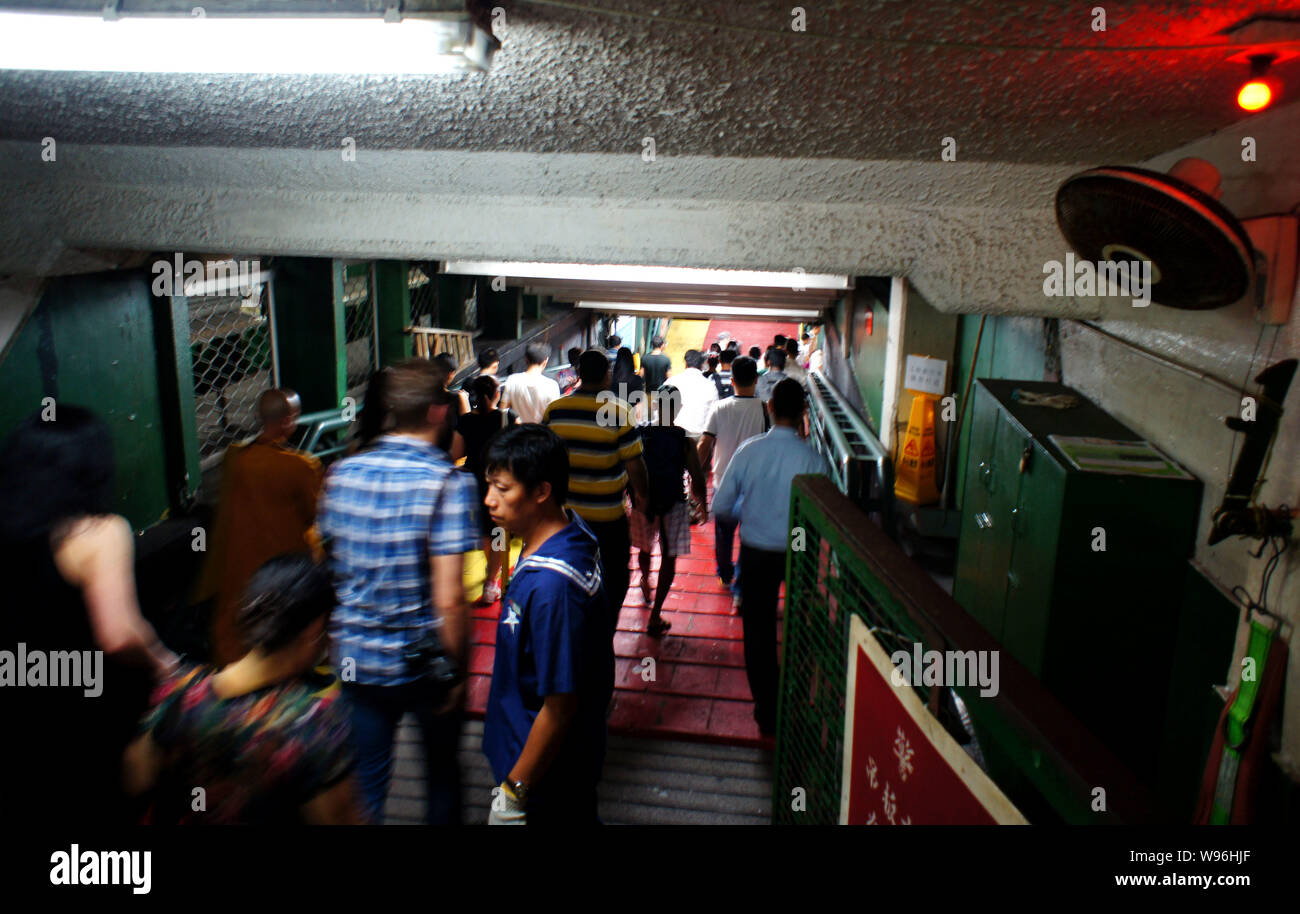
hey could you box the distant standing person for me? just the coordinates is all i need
[457,374,519,606]
[640,334,672,395]
[196,388,323,666]
[462,348,500,412]
[501,342,562,424]
[711,348,736,401]
[668,349,718,443]
[712,379,829,735]
[611,346,646,422]
[755,347,790,402]
[783,338,807,386]
[632,387,707,637]
[555,347,583,396]
[543,350,650,635]
[697,356,768,599]
[481,425,615,825]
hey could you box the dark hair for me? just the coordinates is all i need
[730,356,758,386]
[706,354,719,372]
[786,338,800,357]
[567,347,582,366]
[0,406,116,543]
[613,347,637,385]
[237,554,335,654]
[525,342,550,366]
[432,353,459,380]
[774,334,787,348]
[770,378,807,420]
[801,333,810,341]
[726,340,739,351]
[385,359,451,429]
[358,368,392,447]
[748,346,762,359]
[606,335,621,350]
[650,334,666,349]
[578,349,610,385]
[718,348,736,366]
[483,424,569,506]
[766,348,787,370]
[654,385,682,424]
[477,348,500,370]
[709,342,721,353]
[470,374,499,412]
[683,349,705,369]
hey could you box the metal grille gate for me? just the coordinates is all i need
[186,273,273,465]
[341,262,379,395]
[774,477,932,824]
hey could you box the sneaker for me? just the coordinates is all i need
[481,581,502,605]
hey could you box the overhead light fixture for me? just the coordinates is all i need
[1236,53,1279,112]
[577,301,823,320]
[0,8,498,74]
[443,261,851,291]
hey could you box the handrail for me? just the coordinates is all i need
[292,403,365,463]
[805,369,896,537]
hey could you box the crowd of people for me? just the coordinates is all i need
[0,324,825,825]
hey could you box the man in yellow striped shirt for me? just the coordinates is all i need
[543,350,650,636]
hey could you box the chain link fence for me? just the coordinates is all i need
[775,478,931,824]
[409,262,436,329]
[186,280,273,466]
[341,263,379,396]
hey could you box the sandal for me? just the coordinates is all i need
[647,618,672,637]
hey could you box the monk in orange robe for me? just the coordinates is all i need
[196,388,323,665]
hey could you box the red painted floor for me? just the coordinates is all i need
[699,318,803,355]
[465,486,782,749]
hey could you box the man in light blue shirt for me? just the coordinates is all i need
[712,378,829,735]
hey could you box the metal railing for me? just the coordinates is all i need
[292,404,365,465]
[806,369,896,538]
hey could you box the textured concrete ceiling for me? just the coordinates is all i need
[1,1,1299,163]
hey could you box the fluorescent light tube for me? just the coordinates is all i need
[577,301,823,319]
[0,11,490,74]
[444,261,851,291]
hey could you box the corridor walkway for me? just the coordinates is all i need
[460,316,806,748]
[464,501,771,747]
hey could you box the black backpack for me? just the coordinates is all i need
[638,425,687,519]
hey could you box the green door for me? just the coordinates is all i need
[1001,439,1065,676]
[954,385,1012,639]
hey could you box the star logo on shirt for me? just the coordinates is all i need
[503,603,520,632]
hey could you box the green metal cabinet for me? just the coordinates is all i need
[954,380,1203,781]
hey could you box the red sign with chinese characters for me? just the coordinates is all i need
[840,615,1026,825]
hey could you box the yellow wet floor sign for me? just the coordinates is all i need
[895,393,940,505]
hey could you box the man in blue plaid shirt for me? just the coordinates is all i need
[318,358,479,825]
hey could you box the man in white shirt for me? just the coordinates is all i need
[782,339,807,386]
[697,356,767,596]
[500,342,561,424]
[667,349,718,442]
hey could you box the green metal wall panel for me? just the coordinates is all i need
[0,270,172,529]
[372,260,413,366]
[271,257,346,413]
[952,315,1047,511]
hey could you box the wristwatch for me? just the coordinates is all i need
[504,779,529,803]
